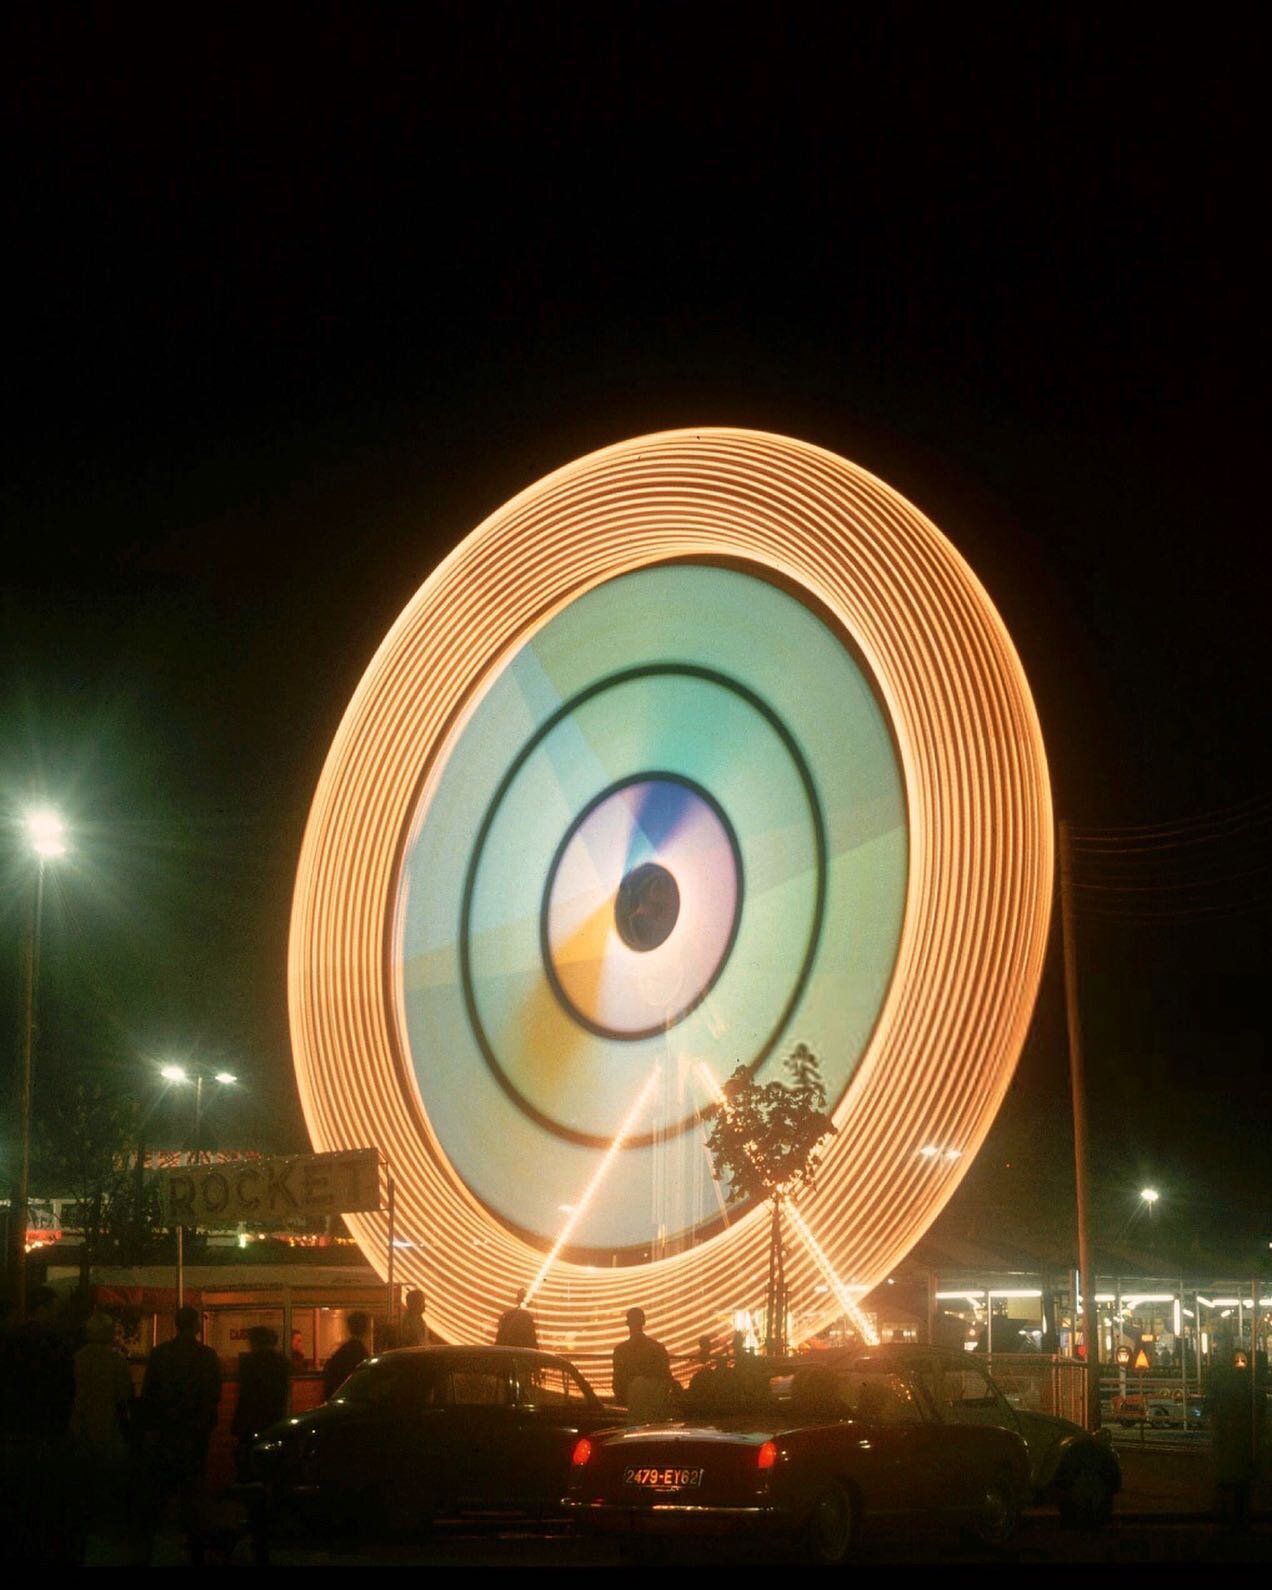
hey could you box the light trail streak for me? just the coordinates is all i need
[524,1065,661,1304]
[787,1204,880,1346]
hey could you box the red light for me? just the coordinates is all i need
[757,1440,777,1470]
[571,1438,593,1467]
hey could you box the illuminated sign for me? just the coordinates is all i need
[159,1149,380,1226]
[290,429,1053,1354]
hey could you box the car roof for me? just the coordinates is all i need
[768,1345,969,1372]
[366,1345,587,1371]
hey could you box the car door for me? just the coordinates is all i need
[424,1357,519,1507]
[916,1358,1024,1510]
[507,1358,605,1509]
[317,1357,439,1509]
[832,1367,948,1519]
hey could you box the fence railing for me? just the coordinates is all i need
[984,1352,1089,1426]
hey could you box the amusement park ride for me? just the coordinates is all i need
[288,429,1053,1358]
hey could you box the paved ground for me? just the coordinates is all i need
[131,1443,1272,1566]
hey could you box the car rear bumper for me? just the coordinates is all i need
[565,1499,781,1535]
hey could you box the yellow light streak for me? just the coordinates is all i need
[524,1065,661,1304]
[787,1205,880,1347]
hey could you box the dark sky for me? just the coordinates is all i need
[3,7,1267,1257]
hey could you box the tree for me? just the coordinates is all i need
[705,1043,836,1356]
[35,1077,164,1290]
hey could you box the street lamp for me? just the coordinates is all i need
[158,1063,238,1161]
[10,810,67,1318]
[156,1063,240,1305]
[1140,1187,1160,1213]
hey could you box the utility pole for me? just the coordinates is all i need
[12,861,47,1320]
[1059,819,1101,1430]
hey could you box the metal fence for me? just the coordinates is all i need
[984,1352,1089,1426]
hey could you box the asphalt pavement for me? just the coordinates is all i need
[133,1440,1270,1567]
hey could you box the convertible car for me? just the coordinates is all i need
[247,1345,617,1538]
[565,1353,1032,1561]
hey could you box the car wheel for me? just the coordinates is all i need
[1057,1463,1113,1530]
[799,1482,855,1564]
[967,1474,1020,1549]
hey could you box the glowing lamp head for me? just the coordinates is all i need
[160,1064,189,1084]
[1140,1187,1160,1205]
[214,1071,238,1085]
[570,1437,593,1467]
[757,1439,777,1471]
[26,809,66,859]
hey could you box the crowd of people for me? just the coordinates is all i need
[0,1288,265,1564]
[1,1278,788,1564]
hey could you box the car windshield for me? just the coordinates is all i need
[336,1358,424,1406]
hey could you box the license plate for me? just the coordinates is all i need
[623,1465,705,1491]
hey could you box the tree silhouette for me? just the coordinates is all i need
[705,1043,836,1356]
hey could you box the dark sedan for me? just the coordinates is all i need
[247,1345,617,1539]
[566,1355,1031,1561]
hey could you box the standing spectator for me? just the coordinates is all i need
[71,1311,134,1560]
[1207,1350,1268,1532]
[494,1287,538,1348]
[0,1285,78,1563]
[612,1307,674,1416]
[399,1289,428,1347]
[323,1311,370,1399]
[138,1306,222,1565]
[232,1326,290,1476]
[0,1285,75,1439]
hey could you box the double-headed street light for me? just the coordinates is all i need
[156,1063,241,1306]
[10,810,67,1318]
[158,1063,238,1161]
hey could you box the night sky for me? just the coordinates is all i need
[4,8,1267,1260]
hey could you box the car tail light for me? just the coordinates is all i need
[571,1437,593,1467]
[757,1440,777,1470]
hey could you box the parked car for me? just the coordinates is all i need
[1111,1390,1201,1429]
[566,1352,1032,1561]
[245,1345,617,1540]
[881,1347,1122,1527]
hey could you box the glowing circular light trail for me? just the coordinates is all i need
[289,428,1053,1358]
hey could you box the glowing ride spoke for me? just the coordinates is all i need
[524,1065,661,1304]
[786,1205,880,1347]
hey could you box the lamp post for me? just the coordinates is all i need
[158,1064,238,1302]
[9,811,66,1319]
[1139,1187,1160,1215]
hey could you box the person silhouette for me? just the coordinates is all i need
[494,1288,538,1348]
[612,1307,673,1413]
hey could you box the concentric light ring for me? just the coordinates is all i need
[289,428,1053,1360]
